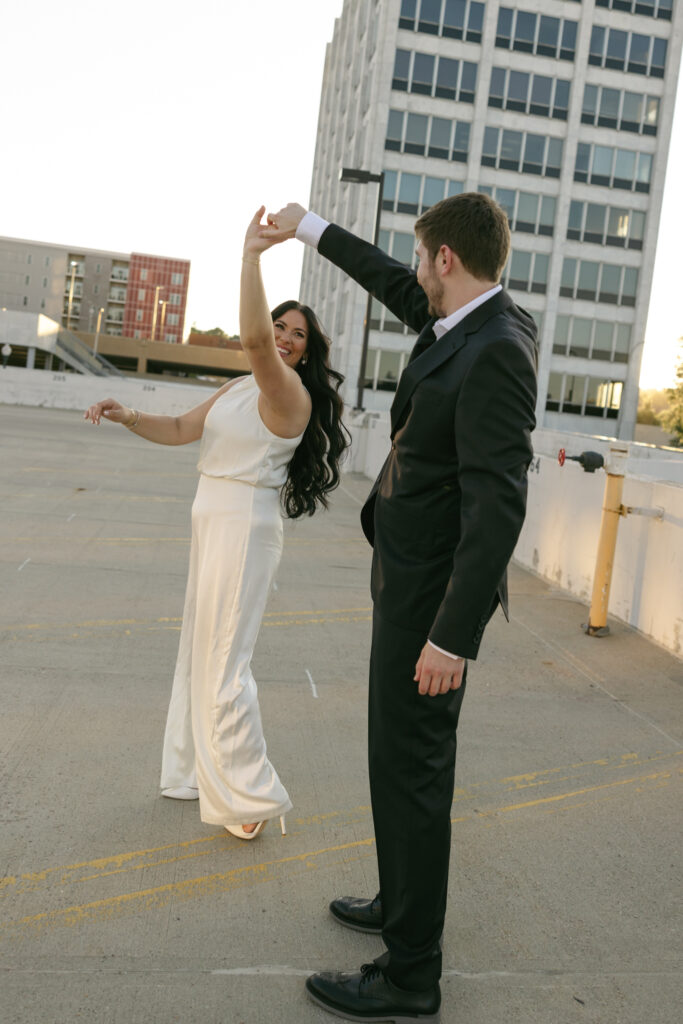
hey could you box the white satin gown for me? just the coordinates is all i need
[161,375,303,825]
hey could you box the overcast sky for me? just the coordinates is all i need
[1,0,680,388]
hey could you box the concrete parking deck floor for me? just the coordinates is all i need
[1,404,681,1024]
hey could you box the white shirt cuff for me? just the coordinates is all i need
[427,640,463,661]
[295,211,329,248]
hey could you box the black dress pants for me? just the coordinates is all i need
[368,608,466,991]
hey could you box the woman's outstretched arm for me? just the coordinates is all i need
[240,207,310,438]
[83,378,244,445]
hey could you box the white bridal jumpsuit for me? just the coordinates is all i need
[160,375,302,825]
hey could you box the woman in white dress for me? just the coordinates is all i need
[84,208,349,839]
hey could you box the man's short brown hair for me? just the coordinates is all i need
[414,192,510,282]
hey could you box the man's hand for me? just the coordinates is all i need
[414,643,465,697]
[260,203,309,242]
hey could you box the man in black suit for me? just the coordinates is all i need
[263,193,538,1022]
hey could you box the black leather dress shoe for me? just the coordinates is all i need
[329,894,383,934]
[305,962,440,1022]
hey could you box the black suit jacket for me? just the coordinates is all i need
[319,223,538,660]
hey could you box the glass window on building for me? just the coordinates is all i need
[398,173,421,214]
[423,176,446,210]
[621,267,639,306]
[467,2,484,42]
[613,324,631,362]
[537,15,560,57]
[636,152,652,192]
[545,137,563,177]
[508,70,530,111]
[546,371,564,411]
[386,110,404,151]
[567,200,584,239]
[589,25,606,65]
[459,61,477,102]
[577,261,600,300]
[392,49,410,91]
[628,33,650,74]
[606,29,628,70]
[491,187,514,224]
[614,148,636,189]
[508,250,531,290]
[532,254,549,294]
[500,130,523,171]
[452,121,470,161]
[514,11,537,53]
[418,0,441,34]
[644,95,659,134]
[429,117,452,159]
[628,210,645,249]
[592,321,614,360]
[598,88,620,128]
[539,195,556,236]
[606,206,630,246]
[447,178,464,197]
[522,133,545,175]
[563,375,585,413]
[392,232,416,266]
[585,203,607,243]
[399,0,417,31]
[516,192,538,232]
[560,20,577,60]
[377,350,402,390]
[651,37,667,77]
[481,126,499,166]
[436,56,460,98]
[444,0,467,38]
[405,113,428,154]
[382,170,398,211]
[553,315,570,355]
[585,377,607,416]
[140,268,148,281]
[552,79,570,119]
[495,7,513,47]
[591,145,614,186]
[412,52,435,94]
[599,264,621,304]
[570,318,592,358]
[561,258,577,297]
[582,84,598,125]
[489,66,506,108]
[621,91,643,132]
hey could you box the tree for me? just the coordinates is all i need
[658,341,683,447]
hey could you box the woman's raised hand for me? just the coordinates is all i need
[243,206,280,259]
[84,397,133,426]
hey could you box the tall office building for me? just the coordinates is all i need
[0,237,190,344]
[300,0,681,437]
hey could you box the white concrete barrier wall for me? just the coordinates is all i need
[3,369,682,656]
[0,366,213,416]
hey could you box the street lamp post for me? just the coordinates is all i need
[339,167,385,410]
[93,307,105,358]
[159,299,167,341]
[66,260,78,331]
[150,285,164,342]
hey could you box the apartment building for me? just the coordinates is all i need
[300,0,682,437]
[0,237,190,344]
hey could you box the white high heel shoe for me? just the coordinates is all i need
[162,787,199,800]
[225,815,287,840]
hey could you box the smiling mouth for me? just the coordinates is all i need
[276,346,290,357]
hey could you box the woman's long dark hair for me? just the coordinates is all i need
[271,300,350,519]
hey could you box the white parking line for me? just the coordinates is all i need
[17,558,31,572]
[305,669,319,699]
[67,513,76,522]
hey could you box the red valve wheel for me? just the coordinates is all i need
[558,448,566,466]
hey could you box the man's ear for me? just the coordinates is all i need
[439,245,457,275]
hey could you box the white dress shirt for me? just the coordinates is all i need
[295,212,502,666]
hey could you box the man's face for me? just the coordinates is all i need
[415,239,445,318]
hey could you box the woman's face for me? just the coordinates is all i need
[273,310,308,368]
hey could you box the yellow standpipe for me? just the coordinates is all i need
[584,445,628,637]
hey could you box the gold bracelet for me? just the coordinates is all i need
[242,256,260,266]
[126,409,141,430]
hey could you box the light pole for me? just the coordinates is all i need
[150,285,164,341]
[339,167,385,410]
[159,299,167,340]
[66,260,78,331]
[93,307,105,357]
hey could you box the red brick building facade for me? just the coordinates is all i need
[122,253,190,343]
